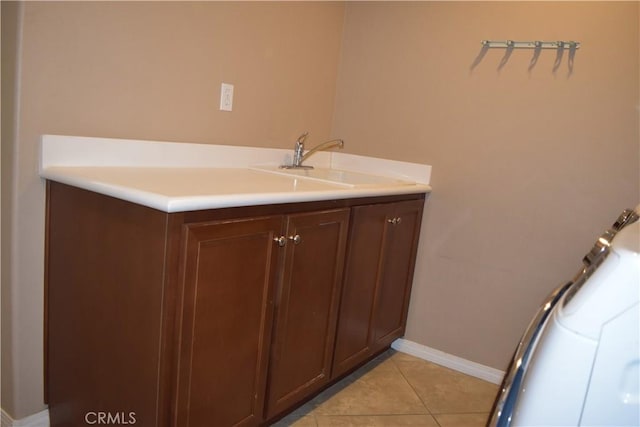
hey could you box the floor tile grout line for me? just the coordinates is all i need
[280,352,431,423]
[389,352,437,416]
[312,413,444,426]
[431,411,493,416]
[273,350,495,426]
[314,411,435,417]
[388,355,453,427]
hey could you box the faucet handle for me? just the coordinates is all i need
[296,132,309,145]
[293,132,308,167]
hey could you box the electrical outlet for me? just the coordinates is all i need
[220,83,234,111]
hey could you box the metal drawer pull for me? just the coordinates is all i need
[288,234,302,244]
[387,217,402,225]
[273,236,287,247]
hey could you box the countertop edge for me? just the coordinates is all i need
[41,168,431,213]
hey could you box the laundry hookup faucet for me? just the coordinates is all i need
[281,132,344,169]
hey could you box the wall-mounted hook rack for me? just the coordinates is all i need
[481,40,580,49]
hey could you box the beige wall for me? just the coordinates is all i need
[2,1,345,419]
[2,0,639,420]
[333,1,639,368]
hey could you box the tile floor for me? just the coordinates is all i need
[271,350,499,427]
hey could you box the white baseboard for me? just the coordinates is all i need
[391,338,505,385]
[0,409,49,427]
[0,410,11,427]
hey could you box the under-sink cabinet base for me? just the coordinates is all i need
[44,182,425,427]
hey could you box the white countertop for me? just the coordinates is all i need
[40,135,432,213]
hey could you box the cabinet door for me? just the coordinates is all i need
[332,199,424,378]
[266,209,350,419]
[370,199,423,352]
[176,216,283,427]
[332,203,388,378]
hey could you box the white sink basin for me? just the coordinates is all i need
[251,166,416,188]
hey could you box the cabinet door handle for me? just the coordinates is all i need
[273,236,287,247]
[396,217,402,225]
[387,217,401,225]
[288,234,302,245]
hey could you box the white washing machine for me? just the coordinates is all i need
[489,206,640,426]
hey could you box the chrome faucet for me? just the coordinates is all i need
[292,132,309,168]
[282,132,344,169]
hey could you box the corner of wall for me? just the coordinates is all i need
[1,0,23,419]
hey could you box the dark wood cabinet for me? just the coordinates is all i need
[45,182,181,427]
[45,182,424,427]
[175,216,283,427]
[332,199,424,379]
[265,209,349,419]
[175,209,349,426]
